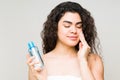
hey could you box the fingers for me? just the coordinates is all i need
[26,54,45,80]
[26,53,30,59]
[79,31,86,44]
[34,66,42,72]
[26,54,42,71]
[79,31,91,50]
[26,54,35,64]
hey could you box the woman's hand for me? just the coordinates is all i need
[77,31,91,60]
[26,54,46,80]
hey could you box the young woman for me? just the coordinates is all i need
[26,1,104,80]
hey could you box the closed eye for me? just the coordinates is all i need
[63,21,72,28]
[76,24,82,28]
[63,24,71,28]
[64,25,70,28]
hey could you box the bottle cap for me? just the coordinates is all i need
[28,41,35,49]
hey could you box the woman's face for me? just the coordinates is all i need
[57,12,82,47]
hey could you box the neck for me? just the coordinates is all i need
[51,42,77,57]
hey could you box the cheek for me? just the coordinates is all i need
[58,26,68,35]
[77,29,82,39]
[58,29,67,39]
[77,29,82,34]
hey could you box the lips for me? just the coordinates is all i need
[68,36,78,40]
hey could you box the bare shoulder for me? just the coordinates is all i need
[88,53,104,79]
[42,51,53,58]
[88,53,103,67]
[88,53,103,62]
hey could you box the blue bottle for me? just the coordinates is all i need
[28,41,44,68]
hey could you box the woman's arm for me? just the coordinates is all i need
[89,54,104,80]
[26,54,47,80]
[78,54,104,80]
[28,67,36,80]
[78,58,95,80]
[78,31,104,80]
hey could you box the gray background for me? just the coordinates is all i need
[0,0,120,80]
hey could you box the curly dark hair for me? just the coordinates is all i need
[41,1,101,54]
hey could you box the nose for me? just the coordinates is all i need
[70,26,77,34]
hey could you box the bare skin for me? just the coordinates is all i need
[26,12,104,80]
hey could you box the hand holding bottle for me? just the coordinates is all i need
[26,54,47,80]
[26,41,46,80]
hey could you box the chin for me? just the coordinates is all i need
[67,42,78,47]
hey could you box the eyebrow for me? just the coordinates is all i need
[63,21,82,25]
